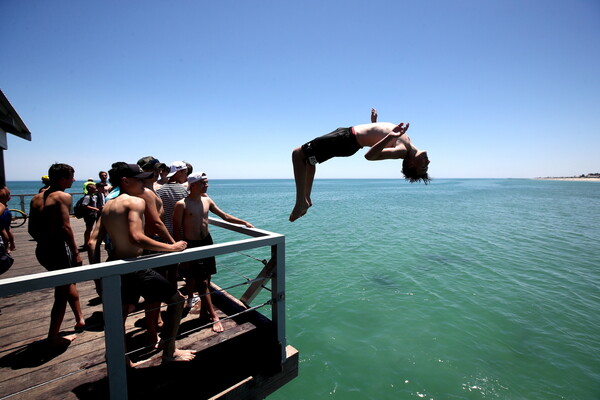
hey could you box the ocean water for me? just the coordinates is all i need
[6,179,600,399]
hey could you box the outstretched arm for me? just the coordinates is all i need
[209,199,254,228]
[364,122,410,160]
[371,108,377,123]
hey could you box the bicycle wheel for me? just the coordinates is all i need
[9,209,27,228]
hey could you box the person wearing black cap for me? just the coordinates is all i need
[136,156,176,344]
[136,156,173,244]
[137,156,167,174]
[88,162,195,363]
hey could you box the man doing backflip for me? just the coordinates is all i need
[289,108,430,221]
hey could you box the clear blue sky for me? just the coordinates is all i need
[2,0,599,180]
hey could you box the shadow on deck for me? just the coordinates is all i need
[0,217,297,399]
[72,289,298,400]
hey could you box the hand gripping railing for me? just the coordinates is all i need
[0,217,286,399]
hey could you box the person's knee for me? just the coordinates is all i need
[198,278,210,289]
[167,291,185,306]
[54,285,70,299]
[292,147,305,161]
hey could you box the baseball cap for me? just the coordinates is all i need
[122,164,154,180]
[137,156,167,171]
[187,172,208,185]
[166,161,188,178]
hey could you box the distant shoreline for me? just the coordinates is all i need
[534,177,600,182]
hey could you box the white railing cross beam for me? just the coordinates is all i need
[0,217,286,399]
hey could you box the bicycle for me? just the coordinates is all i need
[9,209,28,228]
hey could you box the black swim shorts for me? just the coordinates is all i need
[120,269,177,305]
[36,240,77,271]
[184,234,217,280]
[301,127,362,165]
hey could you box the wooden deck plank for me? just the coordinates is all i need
[0,217,297,399]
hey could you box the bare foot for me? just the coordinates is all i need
[289,202,310,222]
[212,319,224,333]
[74,321,86,331]
[162,348,196,362]
[47,334,77,349]
[199,312,224,333]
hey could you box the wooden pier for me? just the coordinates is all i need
[0,217,298,399]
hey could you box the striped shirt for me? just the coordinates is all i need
[156,183,188,235]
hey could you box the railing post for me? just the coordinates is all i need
[19,195,25,214]
[271,239,286,363]
[101,274,128,399]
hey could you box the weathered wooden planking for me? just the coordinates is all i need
[1,218,292,400]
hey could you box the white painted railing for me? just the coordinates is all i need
[0,217,286,399]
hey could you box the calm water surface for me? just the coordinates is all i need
[7,179,600,399]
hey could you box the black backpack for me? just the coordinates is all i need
[74,196,86,218]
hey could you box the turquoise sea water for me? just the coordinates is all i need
[6,179,600,399]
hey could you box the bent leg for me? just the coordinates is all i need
[305,162,316,207]
[290,146,313,222]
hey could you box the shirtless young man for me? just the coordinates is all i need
[88,162,195,363]
[173,172,254,333]
[289,108,430,222]
[29,163,85,347]
[136,156,175,345]
[136,157,175,245]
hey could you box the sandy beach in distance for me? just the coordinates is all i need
[534,177,600,182]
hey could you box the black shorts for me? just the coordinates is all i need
[184,234,217,280]
[301,127,362,165]
[36,241,77,271]
[120,269,177,305]
[84,212,97,227]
